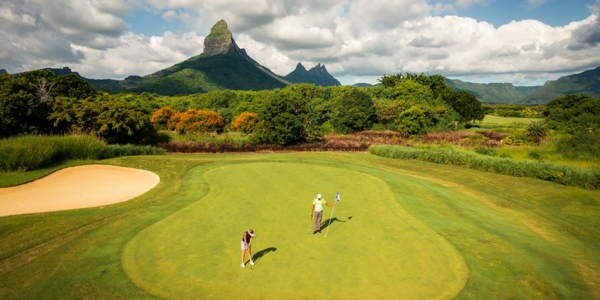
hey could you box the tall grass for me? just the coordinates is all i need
[369,145,600,189]
[100,144,164,158]
[0,135,164,172]
[0,135,104,171]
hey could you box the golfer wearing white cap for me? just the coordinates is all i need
[310,194,334,234]
[241,229,255,268]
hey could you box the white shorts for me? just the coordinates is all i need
[241,240,250,250]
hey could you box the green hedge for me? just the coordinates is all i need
[0,135,164,172]
[369,145,600,189]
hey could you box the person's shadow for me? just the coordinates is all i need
[320,216,352,233]
[253,247,277,263]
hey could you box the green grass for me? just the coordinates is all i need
[469,115,539,131]
[0,153,599,299]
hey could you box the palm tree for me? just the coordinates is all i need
[526,120,549,143]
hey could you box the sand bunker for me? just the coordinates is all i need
[0,165,160,217]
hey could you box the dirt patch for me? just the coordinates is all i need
[0,165,159,217]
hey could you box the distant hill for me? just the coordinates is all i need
[523,66,600,104]
[283,63,340,86]
[0,69,7,75]
[446,79,540,104]
[352,83,375,87]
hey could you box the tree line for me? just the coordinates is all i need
[2,69,597,147]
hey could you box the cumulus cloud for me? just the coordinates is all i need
[72,31,203,78]
[91,0,139,16]
[2,0,600,86]
[162,10,177,21]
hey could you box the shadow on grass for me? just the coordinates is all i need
[253,247,277,263]
[320,216,352,235]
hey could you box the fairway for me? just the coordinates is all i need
[0,152,599,299]
[123,162,466,299]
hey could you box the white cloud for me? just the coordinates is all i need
[162,10,177,20]
[72,31,204,78]
[2,0,600,86]
[90,0,139,16]
[0,7,36,27]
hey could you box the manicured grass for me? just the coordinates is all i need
[481,115,539,125]
[123,162,466,299]
[0,153,599,299]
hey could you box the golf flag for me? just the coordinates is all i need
[335,191,340,201]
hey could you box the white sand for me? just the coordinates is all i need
[0,165,159,217]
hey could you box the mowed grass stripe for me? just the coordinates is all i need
[123,162,467,299]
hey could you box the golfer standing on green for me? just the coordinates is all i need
[241,229,255,268]
[311,194,334,234]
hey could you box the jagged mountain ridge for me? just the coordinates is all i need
[284,63,340,86]
[91,20,290,95]
[47,20,343,95]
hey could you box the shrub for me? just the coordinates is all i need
[175,108,225,134]
[369,144,600,189]
[231,112,259,134]
[151,107,177,130]
[396,106,427,134]
[526,120,549,143]
[556,133,600,161]
[475,146,498,156]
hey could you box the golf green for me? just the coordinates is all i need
[122,162,468,299]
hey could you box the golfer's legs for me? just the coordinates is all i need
[314,210,323,231]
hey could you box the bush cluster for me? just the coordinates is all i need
[369,145,600,189]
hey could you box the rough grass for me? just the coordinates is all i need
[0,135,164,172]
[0,153,599,299]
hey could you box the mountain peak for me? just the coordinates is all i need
[203,20,235,56]
[284,63,341,86]
[294,62,307,72]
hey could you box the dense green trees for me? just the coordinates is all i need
[254,89,309,146]
[443,90,485,123]
[377,73,484,124]
[1,71,157,144]
[1,70,498,146]
[0,74,52,137]
[49,95,158,144]
[330,87,375,134]
[544,94,600,134]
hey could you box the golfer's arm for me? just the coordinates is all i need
[311,205,315,215]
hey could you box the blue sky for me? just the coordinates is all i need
[1,0,600,86]
[456,0,595,27]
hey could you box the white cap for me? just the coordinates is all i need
[317,194,322,199]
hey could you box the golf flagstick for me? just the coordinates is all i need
[324,191,340,237]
